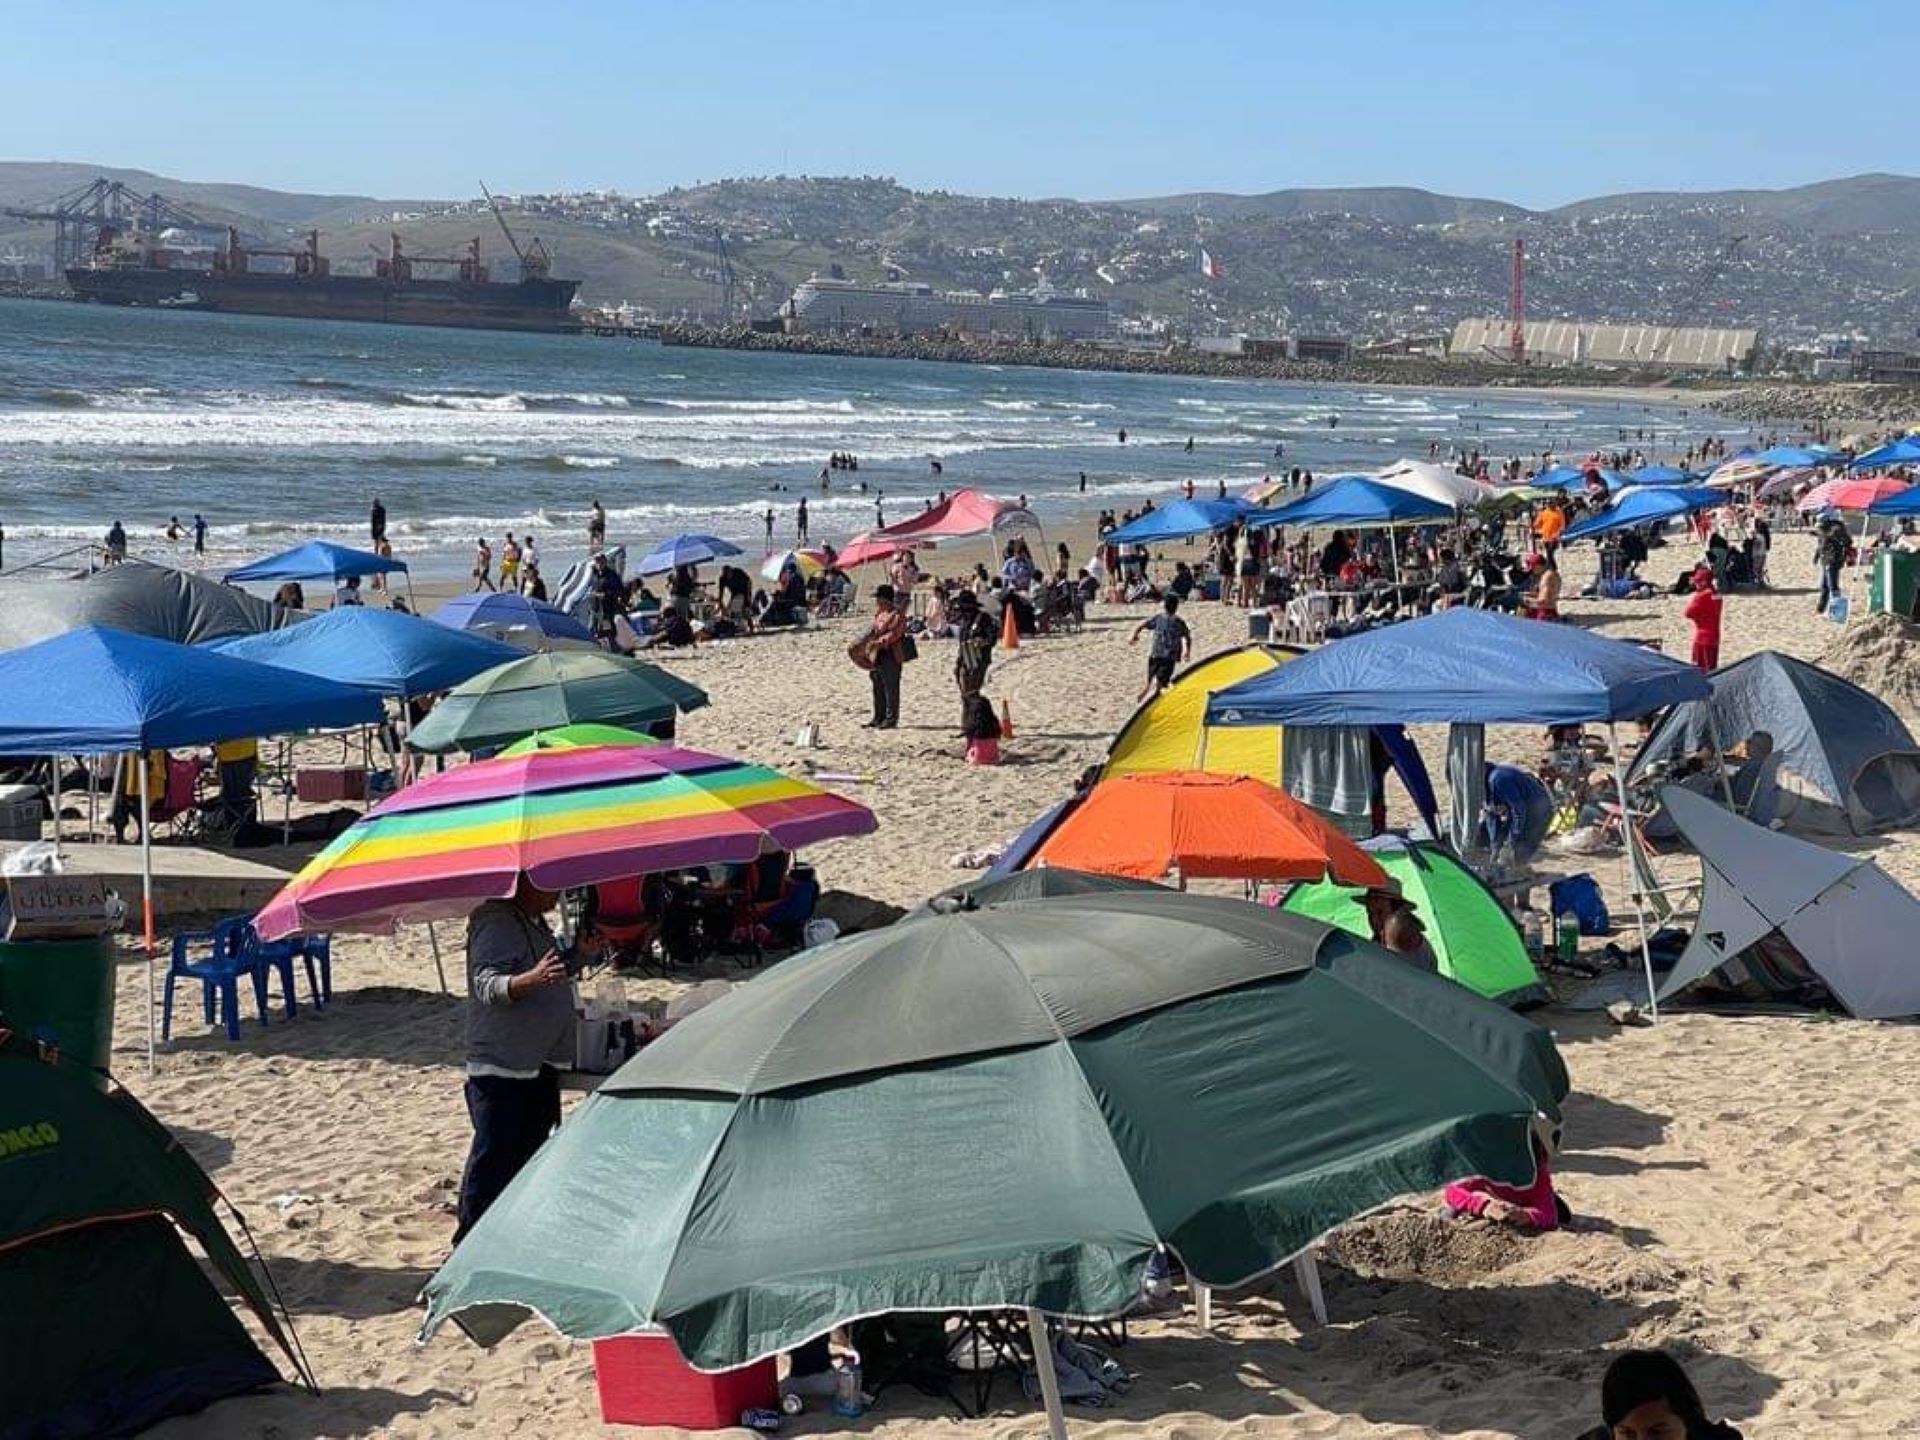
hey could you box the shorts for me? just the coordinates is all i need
[1147,655,1177,687]
[1238,558,1259,578]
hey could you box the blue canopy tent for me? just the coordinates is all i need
[227,540,412,607]
[212,608,521,699]
[1205,607,1712,1013]
[1755,444,1837,468]
[433,592,596,651]
[1562,486,1727,542]
[635,534,745,576]
[1867,485,1920,517]
[1850,436,1920,471]
[1536,464,1629,492]
[0,626,385,1065]
[1246,477,1451,530]
[1103,498,1252,544]
[1625,463,1695,485]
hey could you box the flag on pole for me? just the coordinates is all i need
[1199,248,1222,282]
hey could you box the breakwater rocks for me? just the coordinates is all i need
[655,324,1638,392]
[1709,383,1920,428]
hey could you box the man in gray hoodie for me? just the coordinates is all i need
[454,877,603,1239]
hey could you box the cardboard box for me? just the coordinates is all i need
[296,766,368,803]
[4,873,120,941]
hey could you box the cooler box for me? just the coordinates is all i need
[592,1333,776,1429]
[0,783,42,842]
[1247,610,1272,642]
[296,766,368,803]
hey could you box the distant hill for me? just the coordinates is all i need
[3,161,1917,341]
[1112,186,1531,226]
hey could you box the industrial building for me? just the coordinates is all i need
[1446,317,1759,374]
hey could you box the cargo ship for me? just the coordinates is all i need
[66,221,581,334]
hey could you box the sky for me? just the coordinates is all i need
[3,0,1912,207]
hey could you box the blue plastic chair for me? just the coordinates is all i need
[239,924,330,1019]
[163,918,268,1042]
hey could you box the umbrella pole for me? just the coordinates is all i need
[49,752,60,850]
[1608,722,1659,1018]
[1023,1309,1069,1440]
[427,921,450,995]
[140,754,157,1072]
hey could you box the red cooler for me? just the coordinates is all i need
[591,1333,777,1429]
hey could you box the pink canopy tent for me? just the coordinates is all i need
[876,487,1039,542]
[834,532,934,568]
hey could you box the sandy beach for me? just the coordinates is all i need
[102,517,1920,1440]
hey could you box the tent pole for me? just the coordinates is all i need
[49,752,60,850]
[139,753,157,1072]
[1608,722,1660,1018]
[1704,707,1737,810]
[1023,1308,1069,1440]
[427,920,450,995]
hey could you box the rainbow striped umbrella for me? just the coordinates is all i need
[253,744,876,938]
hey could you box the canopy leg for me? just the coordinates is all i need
[427,921,450,995]
[50,752,60,851]
[1193,1279,1213,1330]
[1023,1308,1068,1440]
[1293,1252,1328,1326]
[1609,723,1660,1018]
[140,754,156,1073]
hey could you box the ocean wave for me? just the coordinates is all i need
[37,389,100,409]
[540,454,620,471]
[983,399,1038,411]
[659,397,856,414]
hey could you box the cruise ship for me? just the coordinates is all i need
[785,275,1112,340]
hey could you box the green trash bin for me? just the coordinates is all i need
[1870,549,1920,617]
[0,934,117,1081]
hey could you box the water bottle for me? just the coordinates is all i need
[831,1360,865,1419]
[1521,908,1544,965]
[1558,912,1580,963]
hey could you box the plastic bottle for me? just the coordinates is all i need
[1558,912,1580,963]
[1521,908,1544,965]
[831,1360,865,1419]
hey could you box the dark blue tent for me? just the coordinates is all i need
[1625,463,1694,485]
[212,608,521,698]
[227,540,408,584]
[0,625,385,754]
[1562,486,1726,542]
[1850,436,1920,471]
[433,592,596,647]
[1245,477,1450,529]
[1537,464,1629,491]
[1755,444,1838,468]
[1205,608,1709,727]
[1868,485,1920,516]
[1104,498,1252,543]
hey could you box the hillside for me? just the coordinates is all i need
[3,162,1917,341]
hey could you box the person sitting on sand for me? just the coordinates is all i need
[1525,554,1563,621]
[1577,1349,1745,1440]
[1444,1133,1566,1231]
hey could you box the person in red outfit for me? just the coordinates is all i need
[1683,566,1723,672]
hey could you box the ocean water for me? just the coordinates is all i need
[0,298,1730,581]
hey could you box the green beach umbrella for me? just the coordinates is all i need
[498,723,661,756]
[407,650,708,754]
[421,893,1567,1392]
[1284,837,1547,1006]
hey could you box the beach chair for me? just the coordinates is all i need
[756,869,820,949]
[163,918,269,1042]
[1283,592,1331,645]
[241,922,327,1019]
[591,876,657,966]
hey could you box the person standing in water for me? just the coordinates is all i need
[796,496,810,542]
[369,496,387,548]
[587,499,606,553]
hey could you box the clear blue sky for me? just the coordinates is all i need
[4,0,1909,206]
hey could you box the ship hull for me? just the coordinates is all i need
[65,266,581,334]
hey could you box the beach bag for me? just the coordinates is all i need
[898,633,919,663]
[1549,873,1610,936]
[1826,594,1849,624]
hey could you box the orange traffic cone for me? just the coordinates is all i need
[1000,601,1020,650]
[999,698,1015,740]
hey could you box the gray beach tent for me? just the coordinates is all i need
[0,561,301,650]
[1658,786,1920,1018]
[1629,651,1920,837]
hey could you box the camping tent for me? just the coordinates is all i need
[1628,651,1920,837]
[1098,643,1440,836]
[1372,459,1492,508]
[1656,787,1920,1017]
[225,540,408,585]
[1282,837,1546,1007]
[0,561,298,650]
[212,607,522,699]
[0,1039,309,1437]
[1848,436,1920,470]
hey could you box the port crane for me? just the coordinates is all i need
[478,182,554,280]
[3,177,224,272]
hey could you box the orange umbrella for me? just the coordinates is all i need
[1029,771,1390,887]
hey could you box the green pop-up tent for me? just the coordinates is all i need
[1284,837,1547,1007]
[0,1037,310,1439]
